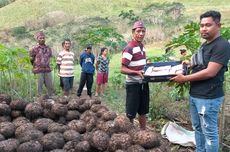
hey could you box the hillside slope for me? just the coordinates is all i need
[0,0,230,29]
[0,0,152,28]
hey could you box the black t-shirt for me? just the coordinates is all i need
[190,36,230,99]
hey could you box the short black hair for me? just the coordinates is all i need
[180,49,186,53]
[62,38,71,47]
[86,44,92,49]
[100,47,107,55]
[180,49,187,54]
[200,10,221,23]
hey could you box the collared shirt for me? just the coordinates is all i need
[29,44,52,73]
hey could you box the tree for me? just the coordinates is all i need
[118,10,140,23]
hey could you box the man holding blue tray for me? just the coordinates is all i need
[171,10,230,152]
[121,20,149,130]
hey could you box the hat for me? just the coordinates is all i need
[86,44,92,49]
[132,21,145,30]
[35,31,45,40]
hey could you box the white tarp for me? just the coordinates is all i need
[161,121,196,147]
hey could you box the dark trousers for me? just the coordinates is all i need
[126,83,149,119]
[77,72,94,97]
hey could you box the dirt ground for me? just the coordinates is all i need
[146,117,195,152]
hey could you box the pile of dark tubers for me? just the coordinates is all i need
[0,94,166,152]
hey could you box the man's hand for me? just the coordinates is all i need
[170,73,187,83]
[57,64,60,73]
[30,58,34,65]
[136,70,144,79]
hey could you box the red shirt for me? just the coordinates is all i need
[122,40,147,83]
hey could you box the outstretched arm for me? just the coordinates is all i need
[171,62,223,83]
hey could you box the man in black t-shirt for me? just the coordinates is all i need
[171,10,230,152]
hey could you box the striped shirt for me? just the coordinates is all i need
[122,40,147,83]
[56,50,74,77]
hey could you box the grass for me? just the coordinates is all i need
[1,0,230,28]
[147,47,165,57]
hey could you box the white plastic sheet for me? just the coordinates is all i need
[161,121,196,147]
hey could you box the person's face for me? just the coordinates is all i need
[102,49,108,56]
[181,52,186,56]
[133,27,146,42]
[37,36,45,45]
[63,41,71,51]
[86,48,92,54]
[200,17,220,41]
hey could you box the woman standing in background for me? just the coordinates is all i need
[95,47,109,97]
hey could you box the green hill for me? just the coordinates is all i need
[0,0,230,54]
[0,0,230,29]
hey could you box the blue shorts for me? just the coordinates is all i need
[61,77,74,91]
[126,83,149,119]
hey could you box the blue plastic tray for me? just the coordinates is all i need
[143,61,188,82]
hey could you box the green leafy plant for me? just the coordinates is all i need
[165,22,230,99]
[166,22,200,54]
[109,70,125,89]
[118,10,140,23]
[0,44,33,100]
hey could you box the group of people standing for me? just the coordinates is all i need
[29,33,109,99]
[121,10,230,152]
[30,10,229,152]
